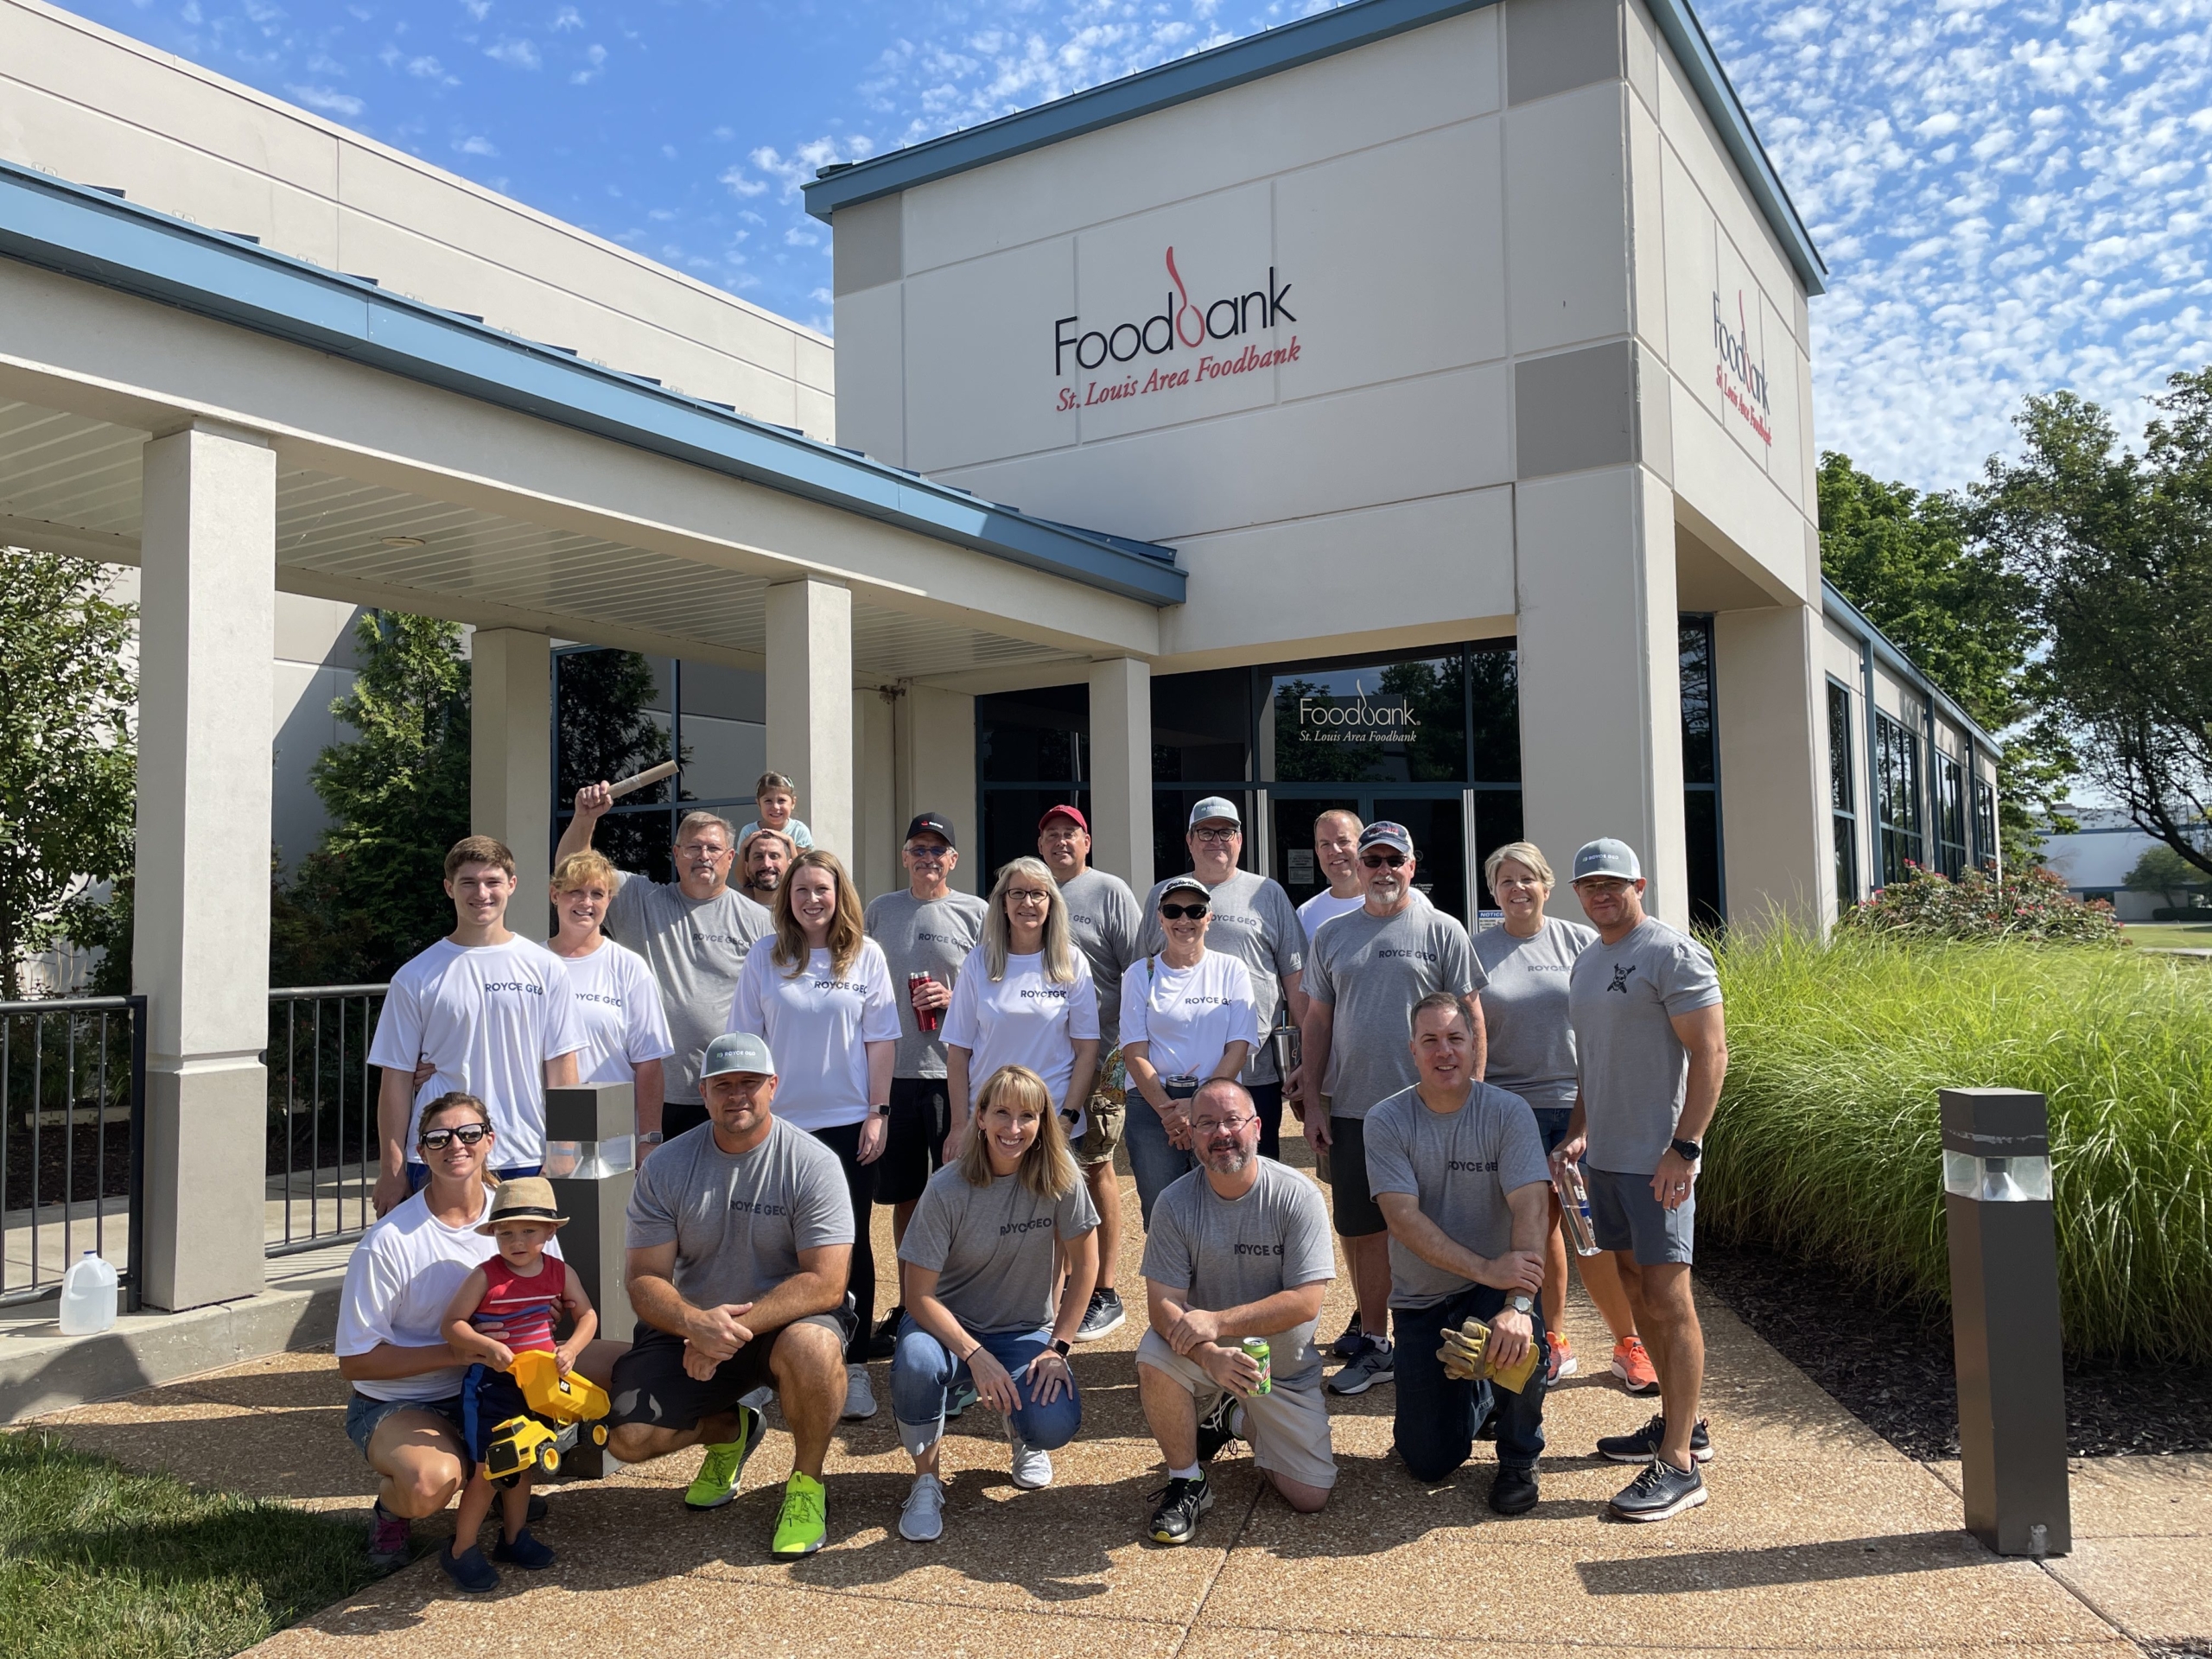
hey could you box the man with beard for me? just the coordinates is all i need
[739,826,794,906]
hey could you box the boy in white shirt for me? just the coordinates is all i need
[369,836,587,1216]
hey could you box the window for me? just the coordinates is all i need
[1935,753,1968,880]
[977,683,1090,885]
[1874,709,1923,887]
[1827,681,1859,906]
[1972,774,1998,871]
[1680,618,1724,930]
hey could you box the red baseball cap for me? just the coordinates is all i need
[1039,804,1089,833]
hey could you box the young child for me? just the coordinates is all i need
[738,770,814,850]
[438,1177,598,1592]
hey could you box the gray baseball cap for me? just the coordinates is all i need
[1188,796,1242,828]
[701,1030,777,1078]
[1571,838,1643,882]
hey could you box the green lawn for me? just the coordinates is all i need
[0,1432,385,1659]
[2121,920,2212,948]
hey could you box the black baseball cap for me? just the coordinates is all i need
[905,812,957,846]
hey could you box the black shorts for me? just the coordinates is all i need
[875,1077,950,1206]
[608,1313,849,1433]
[1329,1115,1388,1238]
[662,1100,709,1142]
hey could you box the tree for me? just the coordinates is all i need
[1817,453,2074,868]
[553,647,675,880]
[1974,372,2212,883]
[2124,843,2208,910]
[0,550,136,999]
[271,613,471,984]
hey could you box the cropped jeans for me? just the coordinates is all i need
[892,1319,1084,1457]
[1124,1079,1203,1228]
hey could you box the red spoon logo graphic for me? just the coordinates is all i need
[1166,246,1205,348]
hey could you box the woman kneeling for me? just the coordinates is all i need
[893,1064,1098,1541]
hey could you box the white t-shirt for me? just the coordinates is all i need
[366,936,584,1168]
[334,1185,564,1402]
[1297,889,1366,943]
[559,939,676,1085]
[939,946,1100,1114]
[726,938,901,1130]
[1119,950,1261,1082]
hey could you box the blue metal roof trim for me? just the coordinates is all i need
[1821,580,1997,753]
[0,159,1185,607]
[803,0,1824,297]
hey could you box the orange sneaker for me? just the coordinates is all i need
[1545,1333,1577,1383]
[1611,1336,1659,1395]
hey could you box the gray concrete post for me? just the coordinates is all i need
[1087,656,1155,890]
[765,578,853,857]
[1941,1086,2070,1556]
[544,1080,636,1479]
[469,628,553,887]
[135,422,276,1312]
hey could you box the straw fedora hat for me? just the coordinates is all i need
[474,1175,570,1236]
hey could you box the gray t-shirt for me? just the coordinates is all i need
[1304,902,1480,1118]
[863,888,989,1078]
[1056,867,1143,1050]
[1140,1160,1335,1389]
[1472,918,1599,1110]
[898,1164,1100,1335]
[604,874,772,1104]
[623,1114,853,1313]
[1567,917,1724,1174]
[1139,870,1304,1084]
[1363,1082,1551,1307]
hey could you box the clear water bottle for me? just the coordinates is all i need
[1554,1163,1601,1258]
[59,1249,119,1335]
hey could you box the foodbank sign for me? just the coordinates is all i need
[1294,684,1416,751]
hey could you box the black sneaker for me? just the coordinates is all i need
[1147,1473,1214,1545]
[1609,1456,1707,1522]
[1074,1287,1126,1342]
[867,1306,903,1361]
[1328,1309,1364,1358]
[1488,1465,1540,1516]
[1596,1413,1714,1465]
[1195,1395,1239,1465]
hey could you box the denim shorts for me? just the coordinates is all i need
[1530,1106,1574,1157]
[345,1389,465,1457]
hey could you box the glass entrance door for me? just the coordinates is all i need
[1270,791,1468,927]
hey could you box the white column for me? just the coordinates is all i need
[1516,466,1689,928]
[1714,602,1827,931]
[1088,656,1154,891]
[135,423,276,1311]
[905,684,978,893]
[765,579,853,859]
[470,628,552,885]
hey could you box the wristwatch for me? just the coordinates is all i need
[1509,1294,1534,1316]
[1051,1338,1072,1357]
[638,1130,664,1147]
[1670,1136,1704,1163]
[871,1102,893,1118]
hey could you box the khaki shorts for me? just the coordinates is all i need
[1136,1328,1338,1490]
[1077,1094,1126,1167]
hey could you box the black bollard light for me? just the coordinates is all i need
[1941,1086,2069,1557]
[543,1080,638,1478]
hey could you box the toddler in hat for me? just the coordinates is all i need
[436,1176,600,1592]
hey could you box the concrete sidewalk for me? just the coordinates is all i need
[24,1159,2198,1658]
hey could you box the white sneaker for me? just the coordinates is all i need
[899,1472,946,1541]
[1007,1417,1052,1490]
[842,1363,878,1421]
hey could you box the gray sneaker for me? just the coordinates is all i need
[1074,1287,1126,1342]
[1326,1336,1395,1395]
[899,1472,946,1542]
[1608,1456,1707,1522]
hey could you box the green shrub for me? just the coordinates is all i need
[1704,927,2212,1362]
[1837,863,2122,944]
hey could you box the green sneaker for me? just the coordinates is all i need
[683,1405,761,1510]
[770,1471,828,1559]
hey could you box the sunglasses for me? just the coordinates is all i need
[420,1124,490,1151]
[1362,851,1408,868]
[1160,902,1209,919]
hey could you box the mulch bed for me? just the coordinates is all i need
[2,1122,132,1214]
[1694,1236,2212,1460]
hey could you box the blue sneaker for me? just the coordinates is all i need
[1328,1311,1365,1359]
[439,1541,499,1593]
[492,1526,556,1569]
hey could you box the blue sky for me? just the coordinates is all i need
[63,0,2212,493]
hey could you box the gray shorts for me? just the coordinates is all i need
[1586,1164,1694,1265]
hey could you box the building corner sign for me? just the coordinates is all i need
[1053,246,1302,412]
[1297,682,1414,750]
[1713,289,1773,447]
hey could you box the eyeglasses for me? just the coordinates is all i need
[1160,902,1209,920]
[676,842,732,859]
[419,1124,490,1151]
[1192,1114,1256,1136]
[1362,851,1408,868]
[1005,888,1053,906]
[1192,827,1240,844]
[903,843,950,860]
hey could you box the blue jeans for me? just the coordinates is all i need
[1392,1283,1549,1479]
[891,1319,1083,1457]
[1124,1083,1202,1228]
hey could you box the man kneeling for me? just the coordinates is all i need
[1137,1078,1338,1544]
[1369,992,1553,1512]
[608,1031,853,1560]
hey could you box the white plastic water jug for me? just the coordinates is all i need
[57,1250,119,1335]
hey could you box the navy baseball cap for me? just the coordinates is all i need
[1359,822,1414,857]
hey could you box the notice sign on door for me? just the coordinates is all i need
[1297,688,1417,751]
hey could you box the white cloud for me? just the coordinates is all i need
[455,133,498,156]
[570,41,606,84]
[485,36,538,68]
[718,165,767,197]
[551,4,582,29]
[286,83,365,116]
[463,0,492,18]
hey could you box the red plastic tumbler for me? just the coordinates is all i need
[908,972,941,1033]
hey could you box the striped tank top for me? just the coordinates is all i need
[473,1255,562,1354]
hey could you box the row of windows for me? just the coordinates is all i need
[1827,676,1997,904]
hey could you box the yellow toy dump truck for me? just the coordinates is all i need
[482,1351,612,1484]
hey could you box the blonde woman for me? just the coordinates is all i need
[549,850,675,1149]
[940,856,1100,1161]
[727,848,901,1418]
[1472,840,1647,1390]
[893,1065,1098,1540]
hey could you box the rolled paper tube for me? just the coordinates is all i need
[607,760,679,798]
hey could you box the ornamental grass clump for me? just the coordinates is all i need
[1703,926,2212,1363]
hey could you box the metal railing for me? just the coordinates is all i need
[266,984,387,1257]
[0,995,145,1309]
